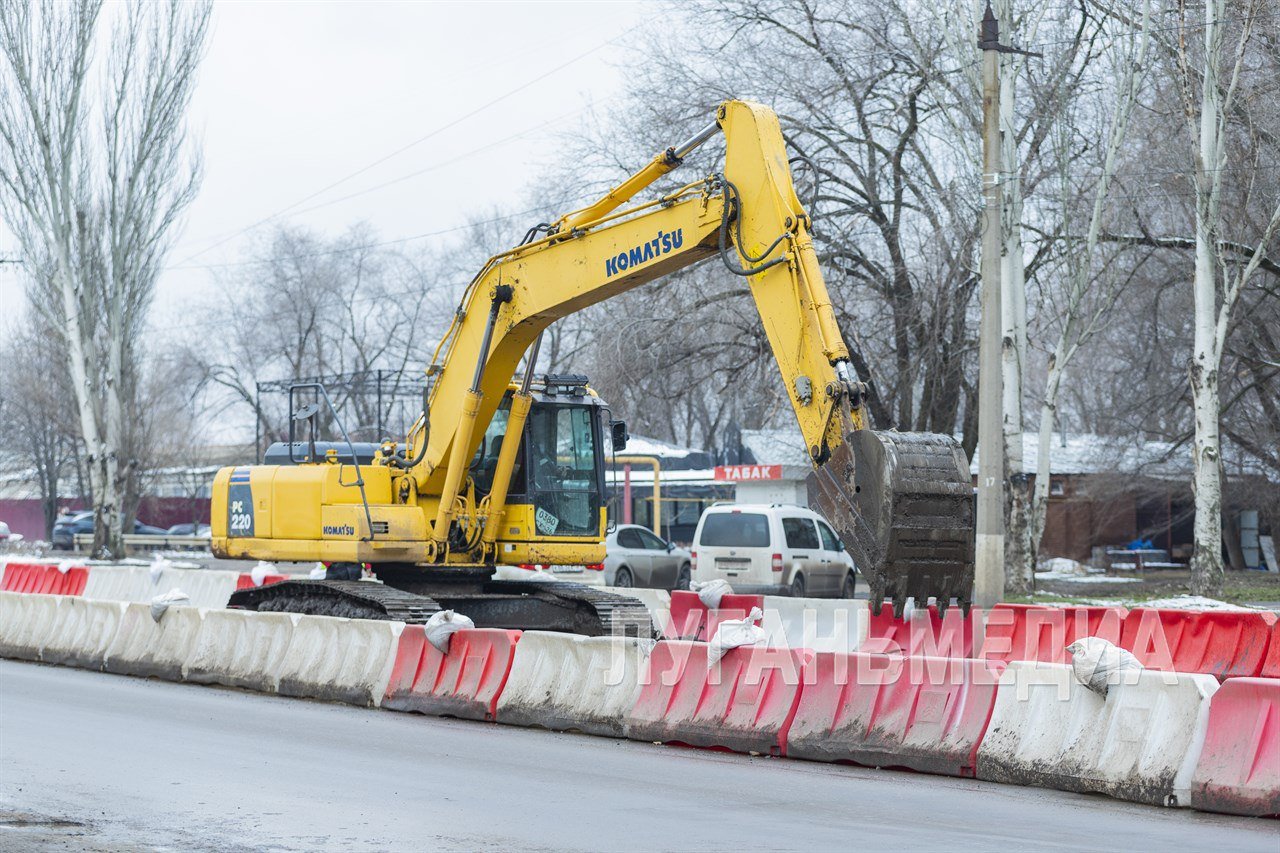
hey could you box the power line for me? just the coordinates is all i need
[172,26,638,267]
[164,193,597,272]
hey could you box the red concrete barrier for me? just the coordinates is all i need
[381,627,520,721]
[235,572,288,590]
[1262,620,1280,679]
[979,603,1127,665]
[1190,677,1280,817]
[1,562,88,596]
[788,653,1005,777]
[625,640,809,755]
[1120,608,1276,679]
[865,604,977,658]
[667,590,764,641]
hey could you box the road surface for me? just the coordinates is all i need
[0,660,1271,851]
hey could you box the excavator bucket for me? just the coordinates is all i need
[808,430,974,617]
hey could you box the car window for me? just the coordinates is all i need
[698,512,770,547]
[616,528,643,549]
[781,517,819,550]
[816,520,841,551]
[636,529,666,550]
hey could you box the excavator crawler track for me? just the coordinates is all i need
[227,577,655,638]
[229,580,442,623]
[809,429,975,617]
[482,580,656,639]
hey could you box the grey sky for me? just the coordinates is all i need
[0,0,645,328]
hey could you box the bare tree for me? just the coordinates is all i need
[1022,0,1155,579]
[194,224,444,447]
[0,0,211,556]
[1179,0,1280,594]
[0,325,81,539]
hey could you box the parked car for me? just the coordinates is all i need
[690,504,857,598]
[51,512,168,550]
[604,524,692,590]
[166,523,212,537]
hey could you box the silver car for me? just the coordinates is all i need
[604,524,692,590]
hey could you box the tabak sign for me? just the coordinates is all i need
[714,464,783,482]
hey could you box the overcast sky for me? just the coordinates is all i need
[0,0,645,328]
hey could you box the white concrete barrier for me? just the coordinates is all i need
[186,608,296,692]
[157,568,239,609]
[760,595,868,652]
[0,591,58,661]
[40,597,128,668]
[104,603,206,680]
[83,565,239,609]
[276,614,403,706]
[496,631,655,737]
[602,586,671,636]
[975,661,1219,807]
[82,565,157,603]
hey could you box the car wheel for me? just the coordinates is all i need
[614,567,633,588]
[841,573,857,599]
[790,573,805,597]
[677,564,691,591]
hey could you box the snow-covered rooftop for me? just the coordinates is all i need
[740,427,1271,480]
[617,434,701,459]
[739,428,810,467]
[970,432,1191,478]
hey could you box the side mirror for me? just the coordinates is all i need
[610,419,629,453]
[666,541,675,552]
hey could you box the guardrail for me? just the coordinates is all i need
[73,534,211,554]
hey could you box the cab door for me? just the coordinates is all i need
[614,527,652,584]
[816,519,848,593]
[636,527,677,588]
[780,516,825,594]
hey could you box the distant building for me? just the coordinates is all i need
[612,428,1274,562]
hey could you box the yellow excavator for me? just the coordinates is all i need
[215,100,973,633]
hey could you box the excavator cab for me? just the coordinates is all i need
[470,375,612,546]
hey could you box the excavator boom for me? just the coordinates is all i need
[214,100,974,622]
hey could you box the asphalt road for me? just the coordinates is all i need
[1,660,1272,852]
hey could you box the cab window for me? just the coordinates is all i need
[636,529,666,550]
[525,403,601,535]
[698,512,770,547]
[617,528,643,549]
[817,520,841,551]
[782,517,819,550]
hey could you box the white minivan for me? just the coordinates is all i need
[690,504,857,598]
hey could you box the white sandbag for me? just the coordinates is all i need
[149,554,171,584]
[1067,636,1143,697]
[707,606,766,666]
[309,563,328,579]
[424,609,474,653]
[690,578,733,608]
[249,561,275,586]
[150,589,190,623]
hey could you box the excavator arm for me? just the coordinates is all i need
[408,101,974,615]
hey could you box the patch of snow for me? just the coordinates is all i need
[1029,593,1264,611]
[1036,557,1089,575]
[1037,572,1141,583]
[1129,594,1256,611]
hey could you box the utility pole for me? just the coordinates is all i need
[975,3,1006,610]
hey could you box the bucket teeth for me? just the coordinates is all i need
[808,429,975,617]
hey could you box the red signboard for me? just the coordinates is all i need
[714,464,783,482]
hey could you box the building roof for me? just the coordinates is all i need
[740,427,1272,481]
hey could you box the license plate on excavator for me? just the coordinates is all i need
[808,430,975,618]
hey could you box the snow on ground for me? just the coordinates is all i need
[1033,591,1260,610]
[1128,594,1257,611]
[1035,556,1139,583]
